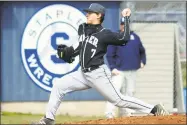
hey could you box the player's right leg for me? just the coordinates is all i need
[31,69,91,125]
[105,71,124,118]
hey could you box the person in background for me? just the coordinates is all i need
[105,18,147,118]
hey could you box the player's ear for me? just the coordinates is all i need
[97,13,102,20]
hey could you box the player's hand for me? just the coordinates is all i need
[140,62,145,68]
[57,45,75,63]
[121,8,131,17]
[112,68,120,76]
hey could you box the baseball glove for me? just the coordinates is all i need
[57,45,75,63]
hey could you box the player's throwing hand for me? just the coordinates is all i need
[122,8,131,17]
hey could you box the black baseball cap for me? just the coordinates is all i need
[83,3,105,15]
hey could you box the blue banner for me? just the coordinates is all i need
[1,1,120,101]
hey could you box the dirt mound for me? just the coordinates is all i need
[67,114,186,124]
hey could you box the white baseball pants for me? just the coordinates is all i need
[45,64,153,120]
[105,70,137,117]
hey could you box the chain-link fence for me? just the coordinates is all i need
[120,1,186,61]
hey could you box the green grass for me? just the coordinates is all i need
[1,112,105,124]
[181,62,186,88]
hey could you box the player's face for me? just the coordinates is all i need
[86,12,101,24]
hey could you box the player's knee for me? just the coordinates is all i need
[113,98,128,108]
[52,77,70,95]
[126,91,135,97]
[52,78,62,89]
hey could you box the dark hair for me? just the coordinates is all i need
[100,14,105,23]
[95,12,104,23]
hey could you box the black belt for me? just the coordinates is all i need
[82,66,99,73]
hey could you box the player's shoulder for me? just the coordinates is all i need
[78,23,87,30]
[102,28,120,36]
[78,23,86,29]
[101,28,113,34]
[78,23,86,35]
[102,28,111,32]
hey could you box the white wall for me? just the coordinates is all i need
[132,23,175,111]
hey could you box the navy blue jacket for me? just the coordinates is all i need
[106,31,146,71]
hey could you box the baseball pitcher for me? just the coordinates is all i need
[32,3,169,125]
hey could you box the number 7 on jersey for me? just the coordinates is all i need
[91,49,96,58]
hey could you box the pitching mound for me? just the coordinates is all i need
[67,114,186,124]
